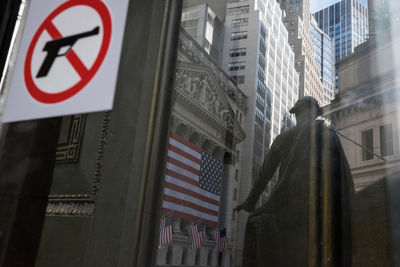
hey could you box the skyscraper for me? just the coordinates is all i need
[310,15,335,105]
[181,3,225,63]
[313,0,369,89]
[223,0,299,263]
[277,0,324,104]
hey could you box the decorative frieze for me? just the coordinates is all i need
[174,65,245,145]
[171,114,233,161]
[46,201,95,217]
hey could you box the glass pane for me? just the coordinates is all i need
[2,0,400,266]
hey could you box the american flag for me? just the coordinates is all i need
[191,222,204,249]
[162,132,222,227]
[159,214,173,246]
[214,228,227,252]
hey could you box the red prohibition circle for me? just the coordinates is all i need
[24,0,112,104]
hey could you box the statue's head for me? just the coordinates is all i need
[289,96,323,123]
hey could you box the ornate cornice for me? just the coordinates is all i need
[323,76,398,120]
[174,64,246,144]
[170,114,234,159]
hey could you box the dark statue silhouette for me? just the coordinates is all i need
[235,96,355,267]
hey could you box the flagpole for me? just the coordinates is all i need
[323,117,387,162]
[334,129,387,162]
[163,210,174,218]
[193,218,203,225]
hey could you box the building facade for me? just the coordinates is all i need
[321,1,400,261]
[323,35,400,192]
[155,27,247,267]
[223,0,299,264]
[277,0,324,104]
[313,0,369,90]
[310,15,335,105]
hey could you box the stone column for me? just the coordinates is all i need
[171,245,183,265]
[156,245,168,265]
[187,248,197,265]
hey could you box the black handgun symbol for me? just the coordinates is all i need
[36,26,100,78]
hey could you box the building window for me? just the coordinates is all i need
[234,188,237,200]
[231,31,248,40]
[228,0,249,3]
[231,75,245,84]
[289,7,294,13]
[290,0,294,4]
[362,129,374,161]
[227,5,249,16]
[380,124,394,156]
[230,47,246,57]
[235,169,239,181]
[229,61,246,71]
[232,17,249,27]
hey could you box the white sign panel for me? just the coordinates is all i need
[2,0,129,122]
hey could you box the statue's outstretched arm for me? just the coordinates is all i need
[235,136,281,212]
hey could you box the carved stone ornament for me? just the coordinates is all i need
[174,64,245,144]
[178,30,247,111]
[46,112,112,216]
[56,114,86,164]
[46,201,95,217]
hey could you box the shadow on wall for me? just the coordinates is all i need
[351,172,400,266]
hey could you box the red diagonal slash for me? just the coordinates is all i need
[24,0,112,104]
[45,21,90,79]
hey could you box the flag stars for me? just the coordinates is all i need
[199,152,222,195]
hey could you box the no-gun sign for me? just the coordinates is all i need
[2,0,129,122]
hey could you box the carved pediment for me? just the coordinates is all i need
[174,62,246,144]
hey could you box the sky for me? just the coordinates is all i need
[310,0,368,13]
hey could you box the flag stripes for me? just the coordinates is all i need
[191,222,204,249]
[159,215,173,246]
[214,228,227,252]
[162,133,221,227]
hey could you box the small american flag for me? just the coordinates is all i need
[191,222,204,249]
[159,214,173,246]
[162,132,222,227]
[214,228,227,252]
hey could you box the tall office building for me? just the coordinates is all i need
[313,0,368,89]
[277,0,324,105]
[223,0,299,264]
[310,15,335,105]
[181,3,225,64]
